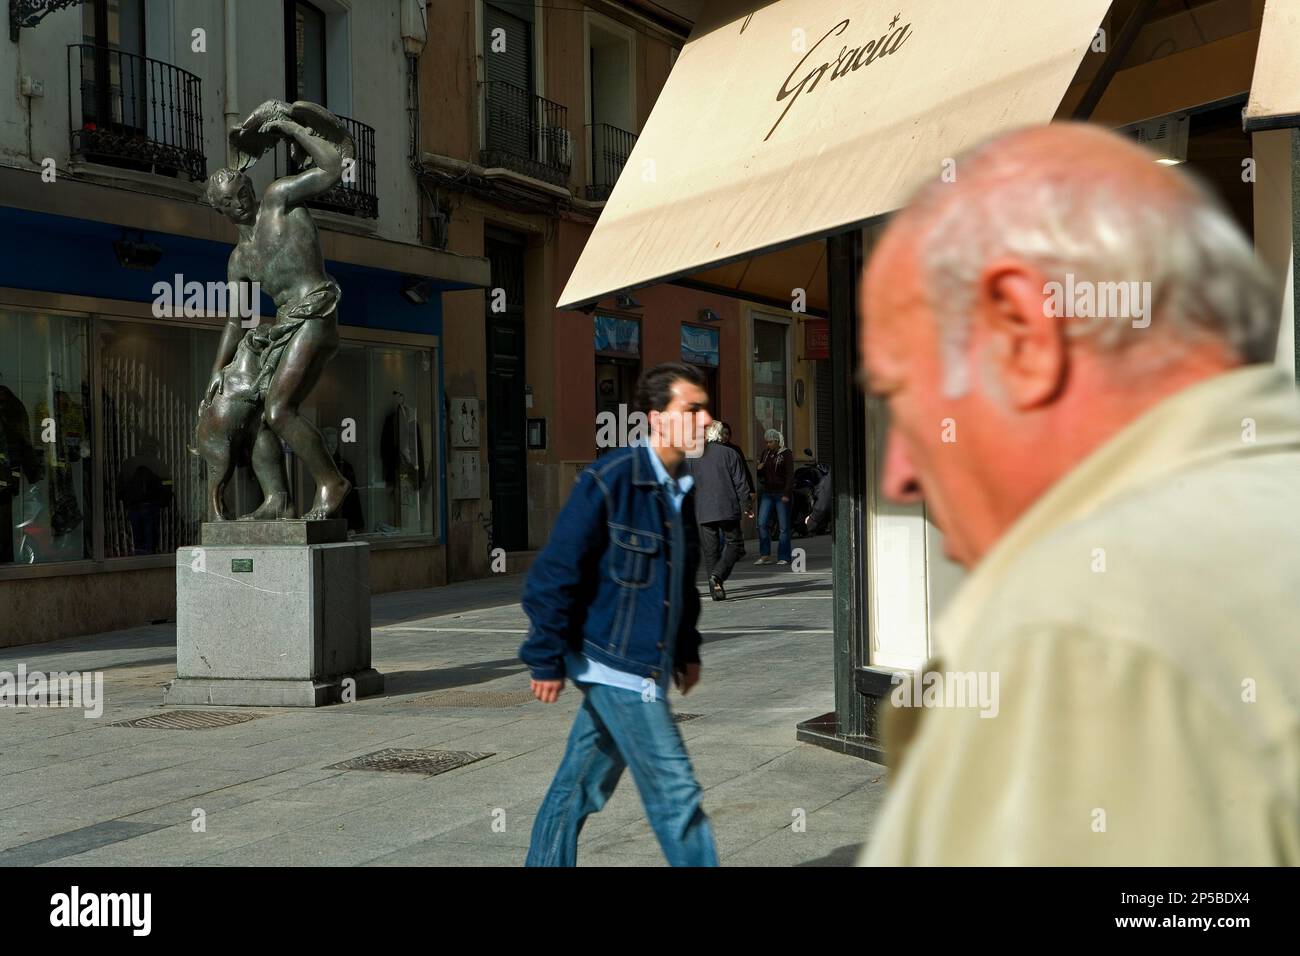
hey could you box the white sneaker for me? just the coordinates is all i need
[754,556,772,565]
[777,560,788,566]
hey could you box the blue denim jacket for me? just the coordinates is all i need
[519,445,702,684]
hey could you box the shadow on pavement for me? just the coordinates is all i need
[379,657,530,696]
[795,843,862,867]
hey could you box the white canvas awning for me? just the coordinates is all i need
[558,0,1114,311]
[1245,0,1300,132]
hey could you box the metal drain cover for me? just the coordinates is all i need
[410,689,535,708]
[326,748,493,776]
[673,713,704,723]
[112,710,262,730]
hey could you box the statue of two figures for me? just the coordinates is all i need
[196,99,352,522]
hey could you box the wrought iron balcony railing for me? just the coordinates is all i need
[480,80,571,188]
[68,43,206,182]
[586,123,637,202]
[273,113,379,219]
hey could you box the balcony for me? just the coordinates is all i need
[273,113,379,219]
[586,123,637,202]
[68,44,206,182]
[480,81,571,188]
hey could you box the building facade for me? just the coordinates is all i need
[0,0,489,647]
[418,0,829,577]
[0,0,831,646]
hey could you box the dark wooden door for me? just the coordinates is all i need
[486,237,528,551]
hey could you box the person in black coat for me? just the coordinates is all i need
[805,466,832,534]
[685,421,751,600]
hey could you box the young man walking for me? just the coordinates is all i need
[520,363,718,866]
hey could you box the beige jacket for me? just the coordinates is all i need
[861,365,1300,865]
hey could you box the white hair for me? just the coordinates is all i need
[705,420,725,442]
[907,139,1280,397]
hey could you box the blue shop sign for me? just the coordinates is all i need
[681,325,719,366]
[594,314,640,355]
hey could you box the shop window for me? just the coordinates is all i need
[300,343,439,540]
[98,319,253,558]
[0,311,92,566]
[752,316,790,454]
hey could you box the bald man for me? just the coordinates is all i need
[858,123,1300,866]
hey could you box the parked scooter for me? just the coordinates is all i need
[791,449,831,537]
[15,482,83,564]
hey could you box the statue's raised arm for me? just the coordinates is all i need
[228,100,355,208]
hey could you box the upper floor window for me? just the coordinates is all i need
[585,13,635,200]
[483,1,535,95]
[285,0,328,105]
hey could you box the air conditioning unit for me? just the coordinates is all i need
[1119,113,1190,166]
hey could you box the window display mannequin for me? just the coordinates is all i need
[380,390,423,530]
[0,382,43,564]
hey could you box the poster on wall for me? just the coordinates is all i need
[450,450,481,499]
[451,397,479,448]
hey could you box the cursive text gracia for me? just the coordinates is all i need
[766,18,913,141]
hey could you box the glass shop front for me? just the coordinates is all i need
[0,303,440,571]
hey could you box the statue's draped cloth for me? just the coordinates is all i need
[229,278,341,404]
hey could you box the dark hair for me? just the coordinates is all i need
[633,362,705,414]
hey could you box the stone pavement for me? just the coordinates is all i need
[0,534,888,867]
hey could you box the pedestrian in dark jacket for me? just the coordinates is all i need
[806,466,832,534]
[717,421,755,506]
[755,429,794,564]
[519,362,718,867]
[685,421,750,600]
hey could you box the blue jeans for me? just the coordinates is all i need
[757,493,792,561]
[525,681,718,867]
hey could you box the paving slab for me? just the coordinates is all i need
[0,535,882,866]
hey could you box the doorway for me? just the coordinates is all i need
[485,234,528,551]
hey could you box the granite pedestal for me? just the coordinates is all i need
[164,520,383,707]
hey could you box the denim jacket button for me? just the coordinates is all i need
[650,670,660,679]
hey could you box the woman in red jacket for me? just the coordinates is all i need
[754,429,793,565]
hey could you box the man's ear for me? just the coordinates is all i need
[974,259,1066,409]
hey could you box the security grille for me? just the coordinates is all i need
[112,710,263,730]
[326,749,494,776]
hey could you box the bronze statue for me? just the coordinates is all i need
[196,100,352,521]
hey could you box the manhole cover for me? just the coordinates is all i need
[673,713,704,723]
[409,689,535,708]
[326,748,493,776]
[112,710,262,730]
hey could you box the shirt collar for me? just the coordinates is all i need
[641,442,694,495]
[936,365,1300,660]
